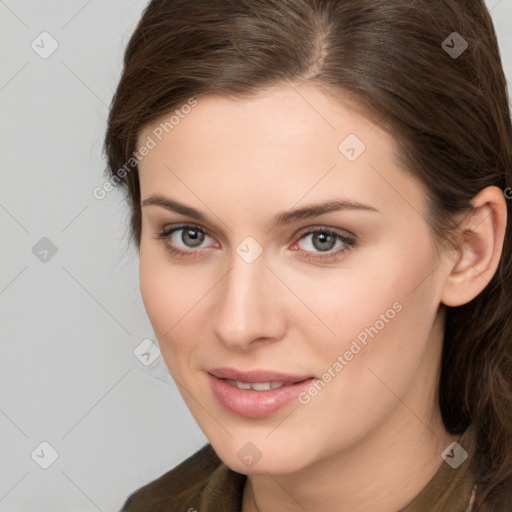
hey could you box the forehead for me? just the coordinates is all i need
[137,84,427,223]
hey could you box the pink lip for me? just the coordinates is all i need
[208,367,312,383]
[208,367,315,419]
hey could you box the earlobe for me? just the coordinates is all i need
[441,186,507,308]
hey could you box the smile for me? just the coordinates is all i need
[208,368,315,418]
[224,379,296,391]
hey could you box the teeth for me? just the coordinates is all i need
[251,382,272,391]
[226,379,288,391]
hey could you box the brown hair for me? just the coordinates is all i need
[104,0,512,509]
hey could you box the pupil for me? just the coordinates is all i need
[313,232,335,252]
[182,229,204,247]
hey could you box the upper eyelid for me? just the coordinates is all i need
[164,224,211,237]
[163,224,215,244]
[162,223,354,249]
[162,223,352,237]
[296,225,354,238]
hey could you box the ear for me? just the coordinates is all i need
[441,186,508,307]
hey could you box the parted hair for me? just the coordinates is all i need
[104,1,512,509]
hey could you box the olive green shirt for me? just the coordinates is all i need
[120,427,477,512]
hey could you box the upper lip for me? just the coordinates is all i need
[208,367,313,383]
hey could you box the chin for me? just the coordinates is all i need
[207,432,320,476]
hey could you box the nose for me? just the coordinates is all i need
[210,254,287,350]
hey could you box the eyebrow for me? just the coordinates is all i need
[141,194,380,229]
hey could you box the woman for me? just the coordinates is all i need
[104,0,512,510]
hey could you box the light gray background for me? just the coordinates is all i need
[1,1,511,511]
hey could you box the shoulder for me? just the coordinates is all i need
[119,444,246,512]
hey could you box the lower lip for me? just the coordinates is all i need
[208,374,315,419]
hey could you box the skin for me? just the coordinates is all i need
[136,84,507,512]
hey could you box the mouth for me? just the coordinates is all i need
[207,367,315,418]
[222,379,299,391]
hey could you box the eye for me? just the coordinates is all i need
[155,224,355,262]
[156,224,217,256]
[173,226,208,248]
[299,231,339,252]
[293,228,355,262]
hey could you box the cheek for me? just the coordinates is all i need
[298,244,441,409]
[138,244,209,363]
[283,231,441,393]
[280,242,433,345]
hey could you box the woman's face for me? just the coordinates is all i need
[137,84,455,475]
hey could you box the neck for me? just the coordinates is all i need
[243,410,458,512]
[242,314,458,512]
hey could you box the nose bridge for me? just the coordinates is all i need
[211,251,283,348]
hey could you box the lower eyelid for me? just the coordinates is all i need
[158,226,354,258]
[296,230,354,247]
[162,226,214,248]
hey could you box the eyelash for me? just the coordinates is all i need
[155,223,356,262]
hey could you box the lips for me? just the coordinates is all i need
[209,367,311,383]
[208,367,315,418]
